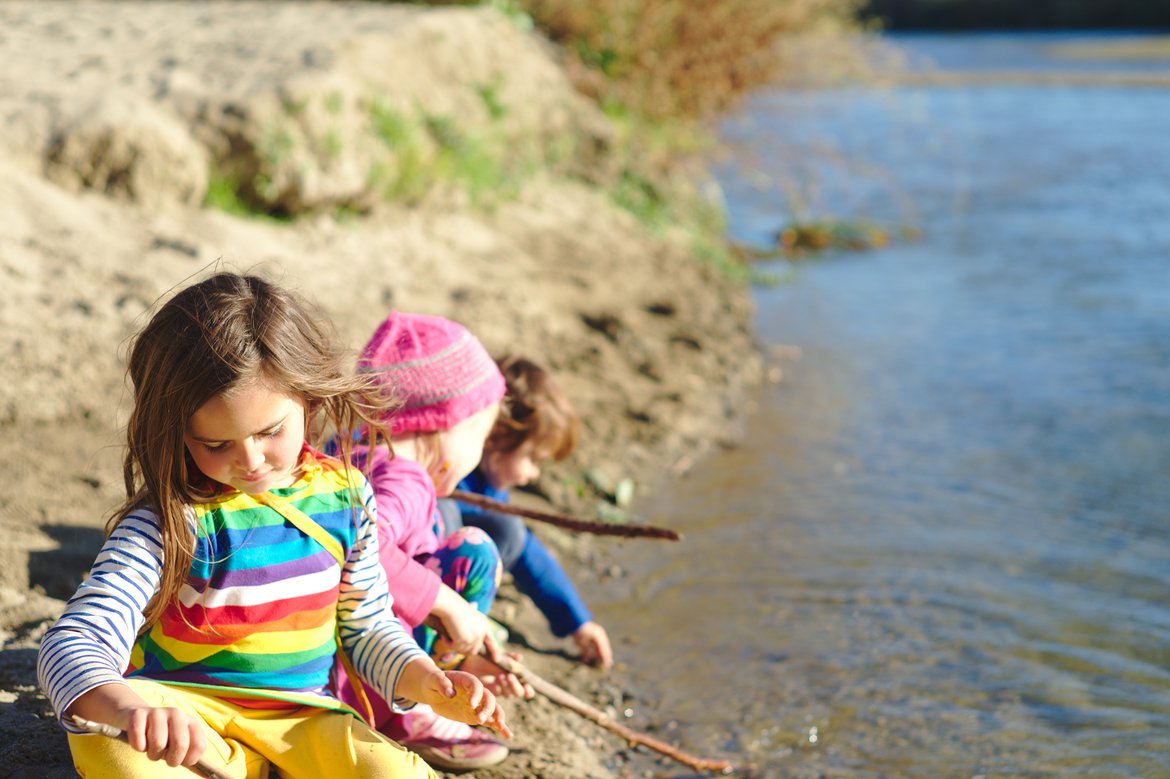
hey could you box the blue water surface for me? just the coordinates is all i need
[597,33,1170,778]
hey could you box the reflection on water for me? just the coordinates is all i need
[594,34,1170,778]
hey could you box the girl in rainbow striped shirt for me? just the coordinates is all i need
[36,273,509,779]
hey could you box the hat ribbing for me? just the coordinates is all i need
[359,312,505,436]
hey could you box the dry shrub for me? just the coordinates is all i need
[518,0,865,120]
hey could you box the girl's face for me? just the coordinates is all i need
[185,382,307,494]
[435,402,500,496]
[482,442,543,491]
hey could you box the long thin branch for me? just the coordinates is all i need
[450,490,681,540]
[489,655,745,775]
[70,716,234,779]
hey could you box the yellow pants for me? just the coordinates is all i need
[68,679,438,779]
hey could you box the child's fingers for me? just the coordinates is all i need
[481,628,503,662]
[441,669,475,704]
[484,705,513,740]
[574,621,615,668]
[500,672,532,700]
[163,720,190,767]
[594,635,615,668]
[143,708,172,761]
[492,673,515,698]
[436,672,456,699]
[452,672,491,719]
[464,678,484,711]
[457,632,482,656]
[130,707,204,767]
[183,720,208,768]
[122,710,145,752]
[473,689,497,725]
[586,638,612,668]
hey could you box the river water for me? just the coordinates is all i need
[594,34,1170,778]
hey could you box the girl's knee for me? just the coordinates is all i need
[354,738,437,779]
[313,713,438,779]
[439,528,501,578]
[447,525,498,551]
[463,511,527,567]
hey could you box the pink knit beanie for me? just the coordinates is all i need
[359,311,506,437]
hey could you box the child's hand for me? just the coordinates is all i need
[460,651,535,700]
[122,705,208,769]
[67,684,208,770]
[572,621,614,669]
[420,669,513,740]
[432,585,503,662]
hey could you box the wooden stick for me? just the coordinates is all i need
[450,490,681,540]
[489,655,746,775]
[70,716,234,779]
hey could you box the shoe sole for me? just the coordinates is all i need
[401,740,510,771]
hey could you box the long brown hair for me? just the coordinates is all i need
[111,272,397,629]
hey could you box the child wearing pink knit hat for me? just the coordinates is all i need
[336,311,530,772]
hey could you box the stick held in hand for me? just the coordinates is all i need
[70,716,233,779]
[450,490,681,540]
[486,655,748,775]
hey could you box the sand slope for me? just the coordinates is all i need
[0,3,760,776]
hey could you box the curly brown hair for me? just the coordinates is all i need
[488,355,579,461]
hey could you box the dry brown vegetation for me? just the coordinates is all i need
[503,0,866,119]
[389,0,866,119]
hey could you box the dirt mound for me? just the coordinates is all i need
[0,3,760,777]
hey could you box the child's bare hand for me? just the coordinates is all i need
[460,651,535,699]
[123,705,207,769]
[432,587,502,661]
[67,685,208,770]
[423,670,512,740]
[573,621,614,669]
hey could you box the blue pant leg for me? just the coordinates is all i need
[460,509,528,569]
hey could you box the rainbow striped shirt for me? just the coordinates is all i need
[38,452,427,730]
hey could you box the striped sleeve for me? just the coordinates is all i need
[36,509,165,729]
[338,477,429,710]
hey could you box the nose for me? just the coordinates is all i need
[237,439,265,472]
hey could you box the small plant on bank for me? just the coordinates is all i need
[474,81,509,122]
[369,101,524,207]
[776,219,895,256]
[203,165,292,223]
[204,167,253,217]
[727,218,916,265]
[203,93,540,219]
[369,101,434,202]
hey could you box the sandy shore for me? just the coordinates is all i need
[0,3,761,776]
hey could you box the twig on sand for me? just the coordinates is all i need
[70,716,233,779]
[489,655,748,775]
[450,490,681,540]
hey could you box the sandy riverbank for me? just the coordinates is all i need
[0,3,762,776]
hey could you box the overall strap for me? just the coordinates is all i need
[253,491,377,726]
[254,491,346,563]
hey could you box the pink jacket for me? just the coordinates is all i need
[353,444,443,629]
